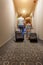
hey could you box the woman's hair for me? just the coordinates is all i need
[26,19,31,24]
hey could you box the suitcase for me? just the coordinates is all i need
[15,30,24,42]
[29,33,38,42]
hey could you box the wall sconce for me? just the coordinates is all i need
[34,0,38,3]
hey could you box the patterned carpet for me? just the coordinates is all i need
[0,38,43,65]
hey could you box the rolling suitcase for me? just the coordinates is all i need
[15,29,24,42]
[29,33,38,42]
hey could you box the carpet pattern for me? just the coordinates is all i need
[0,39,43,65]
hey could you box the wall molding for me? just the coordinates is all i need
[0,35,14,48]
[38,38,43,43]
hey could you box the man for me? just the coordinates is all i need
[17,15,25,35]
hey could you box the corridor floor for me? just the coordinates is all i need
[0,38,43,65]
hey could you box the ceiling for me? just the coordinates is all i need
[13,0,37,17]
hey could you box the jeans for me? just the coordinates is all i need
[18,25,24,35]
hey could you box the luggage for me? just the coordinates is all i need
[29,33,38,42]
[15,29,24,42]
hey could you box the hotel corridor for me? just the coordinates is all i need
[0,0,43,65]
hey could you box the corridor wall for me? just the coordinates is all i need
[0,0,16,47]
[32,0,43,40]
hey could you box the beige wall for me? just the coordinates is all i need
[0,0,16,47]
[32,0,43,40]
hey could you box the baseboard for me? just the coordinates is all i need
[38,38,43,43]
[0,35,13,47]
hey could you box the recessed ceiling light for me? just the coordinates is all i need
[21,9,27,14]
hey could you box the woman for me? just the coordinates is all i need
[26,21,32,39]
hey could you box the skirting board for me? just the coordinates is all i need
[38,38,43,43]
[0,35,14,48]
